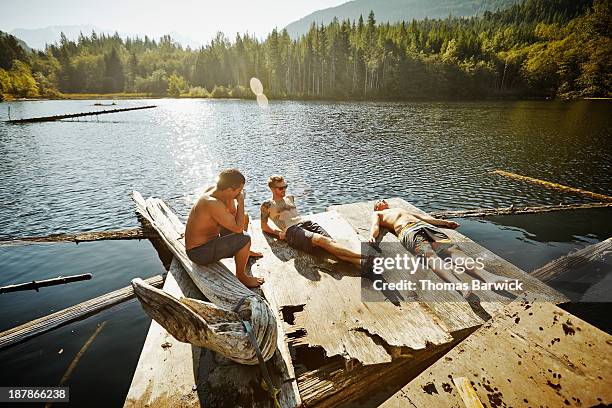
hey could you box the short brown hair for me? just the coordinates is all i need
[267,174,285,188]
[217,168,245,190]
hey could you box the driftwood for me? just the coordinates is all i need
[431,202,612,219]
[379,301,612,407]
[531,237,612,282]
[0,228,153,246]
[0,274,164,350]
[125,259,204,408]
[6,105,157,123]
[130,191,277,365]
[0,273,92,293]
[492,169,612,201]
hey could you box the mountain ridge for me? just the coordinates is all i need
[284,0,521,38]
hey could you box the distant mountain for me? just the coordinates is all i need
[285,0,521,38]
[9,25,201,50]
[0,30,31,52]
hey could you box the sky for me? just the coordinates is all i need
[2,0,348,44]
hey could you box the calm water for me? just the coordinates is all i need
[0,99,610,407]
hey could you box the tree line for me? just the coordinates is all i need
[0,0,609,101]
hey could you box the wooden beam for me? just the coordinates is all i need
[0,228,154,246]
[531,237,612,282]
[0,274,164,350]
[430,202,612,219]
[379,302,612,407]
[491,170,612,202]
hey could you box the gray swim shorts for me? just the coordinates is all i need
[186,228,250,265]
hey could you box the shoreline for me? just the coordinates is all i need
[2,93,611,103]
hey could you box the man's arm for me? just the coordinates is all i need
[210,201,244,233]
[368,212,382,243]
[412,212,459,229]
[260,202,285,239]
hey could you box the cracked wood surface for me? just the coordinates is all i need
[329,198,569,317]
[380,301,612,407]
[249,210,483,368]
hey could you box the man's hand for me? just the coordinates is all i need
[445,220,459,229]
[368,235,377,243]
[236,191,245,204]
[278,231,286,240]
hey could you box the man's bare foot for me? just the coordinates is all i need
[249,250,263,258]
[238,275,265,288]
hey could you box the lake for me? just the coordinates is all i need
[0,98,610,407]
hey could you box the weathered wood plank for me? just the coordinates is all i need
[531,237,612,282]
[250,211,479,367]
[329,198,568,316]
[248,208,489,407]
[125,259,202,408]
[130,192,300,407]
[130,191,277,365]
[0,274,164,350]
[380,302,612,407]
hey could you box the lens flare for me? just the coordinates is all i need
[250,78,264,96]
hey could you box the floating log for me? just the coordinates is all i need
[531,237,612,282]
[3,201,609,247]
[6,105,156,124]
[0,274,164,350]
[430,202,612,219]
[492,169,612,201]
[0,273,92,294]
[379,301,612,407]
[0,228,153,246]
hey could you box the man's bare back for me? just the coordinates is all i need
[185,191,227,250]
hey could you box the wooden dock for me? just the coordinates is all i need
[379,301,612,407]
[125,196,569,407]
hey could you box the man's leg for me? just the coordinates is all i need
[310,233,364,268]
[242,213,263,258]
[419,242,471,298]
[234,236,265,288]
[444,246,507,283]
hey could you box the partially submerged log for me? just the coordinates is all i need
[0,273,92,293]
[491,169,612,202]
[0,274,164,350]
[379,302,612,407]
[531,237,612,282]
[430,202,612,219]
[130,191,277,365]
[0,228,153,246]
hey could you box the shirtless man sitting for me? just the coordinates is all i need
[260,175,368,269]
[185,168,264,288]
[369,199,506,297]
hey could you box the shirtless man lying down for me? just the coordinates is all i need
[369,199,507,297]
